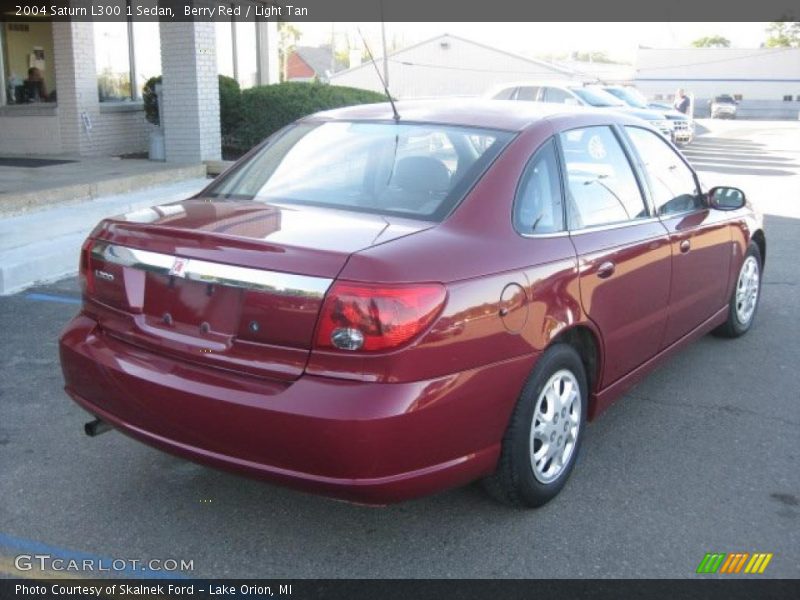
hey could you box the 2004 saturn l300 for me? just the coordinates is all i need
[59,100,765,507]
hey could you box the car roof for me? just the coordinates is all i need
[305,98,637,132]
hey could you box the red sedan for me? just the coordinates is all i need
[59,100,765,507]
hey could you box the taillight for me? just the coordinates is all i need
[314,282,447,352]
[79,238,95,296]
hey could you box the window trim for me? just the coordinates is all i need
[620,124,706,219]
[555,124,653,233]
[512,136,568,238]
[0,25,5,108]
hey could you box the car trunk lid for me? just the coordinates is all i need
[83,200,431,381]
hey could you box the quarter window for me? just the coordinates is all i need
[625,126,701,216]
[514,139,564,234]
[559,126,647,229]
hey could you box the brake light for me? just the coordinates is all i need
[79,238,95,296]
[314,282,447,352]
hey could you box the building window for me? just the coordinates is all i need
[1,21,56,104]
[215,22,235,80]
[784,95,793,101]
[94,18,161,102]
[215,17,259,88]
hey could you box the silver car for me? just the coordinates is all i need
[487,82,675,139]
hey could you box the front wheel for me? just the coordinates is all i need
[483,344,588,508]
[714,242,762,338]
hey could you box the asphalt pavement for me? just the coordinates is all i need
[0,120,798,579]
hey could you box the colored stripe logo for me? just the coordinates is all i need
[697,552,773,574]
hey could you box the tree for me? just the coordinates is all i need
[764,22,800,47]
[691,35,731,48]
[278,22,302,82]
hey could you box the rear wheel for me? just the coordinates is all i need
[714,242,762,338]
[484,344,588,508]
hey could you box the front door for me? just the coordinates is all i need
[623,126,732,347]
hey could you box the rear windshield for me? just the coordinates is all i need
[205,121,513,221]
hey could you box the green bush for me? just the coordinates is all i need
[142,76,162,125]
[217,75,241,141]
[232,82,386,152]
[143,75,241,140]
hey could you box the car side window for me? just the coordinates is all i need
[624,126,702,216]
[559,126,648,229]
[513,138,564,234]
[542,87,573,104]
[516,86,539,101]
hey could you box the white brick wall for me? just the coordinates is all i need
[53,20,97,155]
[159,21,221,163]
[0,114,62,154]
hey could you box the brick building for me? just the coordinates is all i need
[0,17,278,163]
[286,45,346,82]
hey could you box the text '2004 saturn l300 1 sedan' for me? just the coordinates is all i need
[59,99,765,507]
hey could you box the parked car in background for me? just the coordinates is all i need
[601,85,694,145]
[60,100,765,508]
[710,95,738,119]
[487,81,675,139]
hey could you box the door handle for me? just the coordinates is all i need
[597,261,615,279]
[679,239,691,253]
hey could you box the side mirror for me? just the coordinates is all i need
[708,186,746,210]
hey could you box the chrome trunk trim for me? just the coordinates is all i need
[91,242,332,298]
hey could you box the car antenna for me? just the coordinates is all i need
[357,26,400,122]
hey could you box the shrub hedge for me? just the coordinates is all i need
[231,82,386,152]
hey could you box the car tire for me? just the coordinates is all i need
[483,344,588,508]
[713,242,762,338]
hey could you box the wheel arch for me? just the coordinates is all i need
[751,229,766,269]
[549,324,603,401]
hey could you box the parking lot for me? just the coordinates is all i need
[1,119,798,579]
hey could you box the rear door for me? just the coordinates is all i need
[622,126,732,347]
[559,125,672,386]
[514,86,540,102]
[542,87,578,105]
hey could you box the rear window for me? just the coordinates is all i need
[206,121,513,221]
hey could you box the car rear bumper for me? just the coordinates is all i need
[59,314,534,504]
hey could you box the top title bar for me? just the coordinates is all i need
[1,0,799,22]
